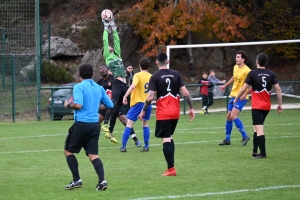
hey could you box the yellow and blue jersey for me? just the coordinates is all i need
[130,71,152,107]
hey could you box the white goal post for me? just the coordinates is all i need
[166,39,300,68]
[164,39,300,112]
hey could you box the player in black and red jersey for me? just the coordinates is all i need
[234,53,282,159]
[97,65,141,147]
[139,52,195,176]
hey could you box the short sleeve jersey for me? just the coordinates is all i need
[73,79,113,122]
[148,69,184,120]
[96,74,114,90]
[230,65,251,98]
[96,74,114,99]
[245,68,278,110]
[130,71,152,107]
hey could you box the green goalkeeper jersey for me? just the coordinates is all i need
[102,30,125,78]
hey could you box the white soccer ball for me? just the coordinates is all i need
[101,9,113,22]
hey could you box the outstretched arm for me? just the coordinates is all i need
[110,18,121,57]
[102,18,110,62]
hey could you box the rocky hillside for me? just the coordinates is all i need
[41,0,300,83]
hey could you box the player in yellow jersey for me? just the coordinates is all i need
[219,50,251,146]
[120,57,152,152]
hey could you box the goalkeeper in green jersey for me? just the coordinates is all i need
[101,17,127,144]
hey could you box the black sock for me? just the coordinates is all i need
[130,129,138,141]
[163,142,174,169]
[92,158,105,183]
[66,155,80,181]
[257,135,266,156]
[253,132,258,153]
[103,109,112,124]
[171,139,175,164]
[171,139,175,158]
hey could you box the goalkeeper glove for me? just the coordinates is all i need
[102,18,110,30]
[110,17,117,31]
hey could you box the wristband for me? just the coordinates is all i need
[145,100,151,105]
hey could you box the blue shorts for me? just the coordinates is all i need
[228,97,248,111]
[127,102,152,122]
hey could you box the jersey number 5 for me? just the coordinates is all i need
[262,76,266,87]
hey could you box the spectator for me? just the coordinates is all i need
[126,64,135,86]
[206,69,226,114]
[198,71,213,114]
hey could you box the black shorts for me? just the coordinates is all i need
[111,79,127,105]
[252,109,269,125]
[99,106,126,117]
[155,119,178,138]
[64,122,100,155]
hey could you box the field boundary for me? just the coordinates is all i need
[130,184,300,200]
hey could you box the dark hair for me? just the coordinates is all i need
[79,63,93,79]
[237,50,248,63]
[139,57,150,70]
[256,53,268,67]
[209,69,215,73]
[202,71,208,75]
[99,64,108,69]
[156,52,168,63]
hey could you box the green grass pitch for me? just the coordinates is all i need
[0,109,299,200]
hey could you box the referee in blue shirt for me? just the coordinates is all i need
[63,63,113,191]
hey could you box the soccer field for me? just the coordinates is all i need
[0,109,299,200]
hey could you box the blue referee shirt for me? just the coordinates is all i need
[73,79,113,122]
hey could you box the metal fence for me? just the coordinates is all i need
[0,0,41,122]
[39,81,300,121]
[180,81,300,115]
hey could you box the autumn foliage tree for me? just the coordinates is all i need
[121,0,250,57]
[214,0,300,59]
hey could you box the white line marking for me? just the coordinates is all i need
[0,122,299,140]
[0,135,299,154]
[129,184,300,200]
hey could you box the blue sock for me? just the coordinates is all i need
[234,118,248,138]
[143,126,150,148]
[225,120,233,141]
[122,127,131,148]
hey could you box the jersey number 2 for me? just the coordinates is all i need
[166,78,171,91]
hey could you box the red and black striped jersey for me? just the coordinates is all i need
[245,68,278,110]
[149,69,184,120]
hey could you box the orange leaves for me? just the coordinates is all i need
[123,0,251,56]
